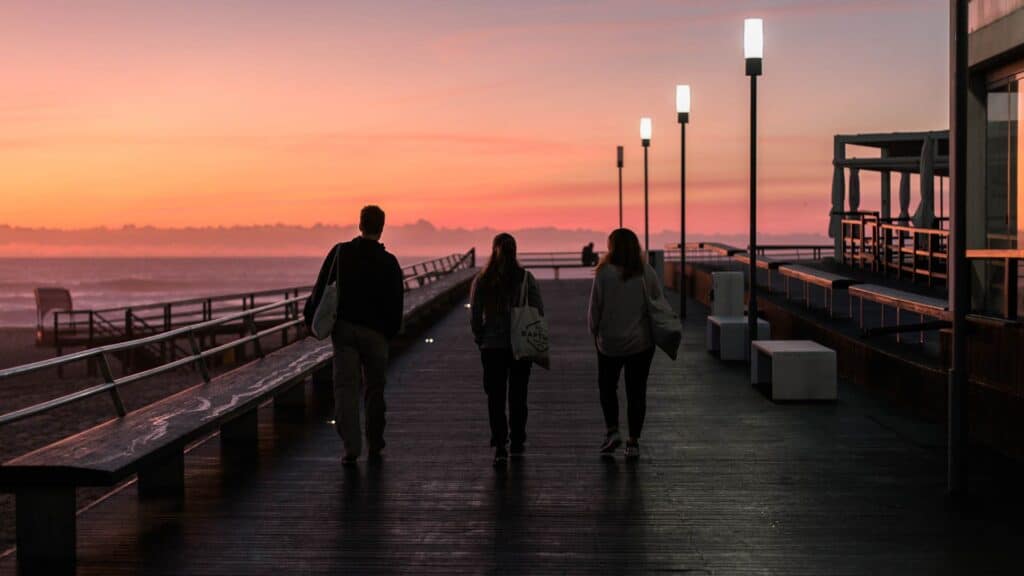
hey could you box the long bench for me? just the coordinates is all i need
[848,283,950,343]
[0,266,477,575]
[777,264,859,318]
[732,253,788,293]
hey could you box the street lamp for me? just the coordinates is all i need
[640,117,652,253]
[745,18,763,359]
[676,85,690,320]
[617,146,624,229]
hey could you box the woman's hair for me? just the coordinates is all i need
[597,228,645,280]
[477,233,523,313]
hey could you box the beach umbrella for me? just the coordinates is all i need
[913,136,935,228]
[899,172,911,220]
[848,168,861,213]
[829,163,845,238]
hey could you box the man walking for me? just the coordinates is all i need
[305,206,404,464]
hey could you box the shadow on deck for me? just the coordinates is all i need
[2,280,1020,575]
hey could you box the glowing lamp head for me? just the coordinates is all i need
[676,85,691,123]
[640,117,652,146]
[745,18,763,76]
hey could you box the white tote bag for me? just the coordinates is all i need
[510,271,550,369]
[641,274,682,360]
[310,245,341,340]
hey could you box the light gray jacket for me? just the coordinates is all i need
[587,263,661,357]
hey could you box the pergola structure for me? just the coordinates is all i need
[829,131,950,254]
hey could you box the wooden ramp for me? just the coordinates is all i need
[2,280,1019,575]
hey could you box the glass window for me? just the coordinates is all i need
[978,78,1020,315]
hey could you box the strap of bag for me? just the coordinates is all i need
[518,270,530,307]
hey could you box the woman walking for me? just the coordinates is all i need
[587,228,660,460]
[470,233,544,465]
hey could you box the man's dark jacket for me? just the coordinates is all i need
[303,237,404,340]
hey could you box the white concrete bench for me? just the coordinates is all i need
[750,340,837,401]
[710,271,745,317]
[706,315,770,361]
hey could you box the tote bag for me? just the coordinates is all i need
[511,271,550,369]
[310,245,341,340]
[641,274,682,360]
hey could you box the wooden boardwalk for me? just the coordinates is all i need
[2,280,1020,574]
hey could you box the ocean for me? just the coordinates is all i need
[0,256,436,328]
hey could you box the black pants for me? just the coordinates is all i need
[481,348,532,448]
[598,347,655,440]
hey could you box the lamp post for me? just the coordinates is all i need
[745,18,763,360]
[640,117,652,253]
[617,146,625,229]
[676,85,690,320]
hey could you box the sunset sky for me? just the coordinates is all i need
[1,0,948,239]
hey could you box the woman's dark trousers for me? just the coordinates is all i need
[481,348,532,448]
[597,347,655,439]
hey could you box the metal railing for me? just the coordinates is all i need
[879,223,949,286]
[1,249,476,427]
[48,251,477,354]
[50,285,312,353]
[518,251,601,279]
[0,296,307,427]
[665,242,833,267]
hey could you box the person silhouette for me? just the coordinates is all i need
[304,205,404,465]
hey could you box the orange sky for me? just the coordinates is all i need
[0,1,949,239]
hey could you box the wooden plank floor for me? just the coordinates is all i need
[2,280,1020,574]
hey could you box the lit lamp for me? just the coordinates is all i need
[617,146,625,229]
[640,117,652,253]
[676,85,690,320]
[745,17,763,359]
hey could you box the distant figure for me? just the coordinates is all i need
[470,233,545,465]
[581,242,598,266]
[304,205,404,465]
[587,228,660,461]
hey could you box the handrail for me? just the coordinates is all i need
[56,284,314,317]
[2,296,303,382]
[1,247,476,427]
[881,223,950,236]
[49,251,475,351]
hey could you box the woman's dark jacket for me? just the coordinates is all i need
[469,268,544,349]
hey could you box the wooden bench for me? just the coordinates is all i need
[0,267,477,575]
[732,253,788,293]
[778,264,859,318]
[847,283,950,343]
[751,340,837,401]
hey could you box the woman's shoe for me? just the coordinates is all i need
[493,447,509,466]
[624,439,640,460]
[600,430,622,454]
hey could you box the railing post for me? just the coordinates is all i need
[98,353,127,417]
[188,330,211,383]
[54,312,67,377]
[246,316,265,359]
